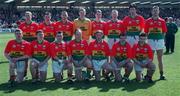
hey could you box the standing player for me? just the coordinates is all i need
[38,12,56,42]
[68,28,92,81]
[144,6,167,80]
[19,11,39,42]
[106,10,126,49]
[91,10,106,39]
[73,8,92,41]
[111,33,133,82]
[4,29,30,87]
[88,30,113,81]
[19,11,39,78]
[123,4,145,47]
[50,32,73,83]
[30,30,50,83]
[132,33,156,83]
[54,11,74,42]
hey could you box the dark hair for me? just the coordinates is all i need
[119,33,126,37]
[56,31,63,35]
[129,3,137,9]
[36,30,43,35]
[139,32,147,37]
[14,28,22,33]
[95,30,103,34]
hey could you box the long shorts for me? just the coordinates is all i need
[148,39,165,50]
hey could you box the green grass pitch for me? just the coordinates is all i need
[0,30,180,96]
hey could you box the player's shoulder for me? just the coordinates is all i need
[123,16,130,20]
[7,39,16,44]
[158,17,166,22]
[137,15,144,19]
[146,18,153,22]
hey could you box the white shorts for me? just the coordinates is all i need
[134,60,148,72]
[52,60,64,73]
[148,39,165,51]
[11,61,26,72]
[92,59,107,71]
[127,36,139,47]
[38,63,48,72]
[108,38,119,49]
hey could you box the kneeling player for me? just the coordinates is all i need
[69,29,92,81]
[30,30,50,83]
[88,30,114,81]
[132,33,156,83]
[4,29,30,86]
[111,33,133,82]
[50,32,73,83]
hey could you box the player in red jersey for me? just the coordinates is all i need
[123,4,145,47]
[106,10,126,49]
[88,30,114,81]
[132,33,156,83]
[144,6,167,80]
[19,11,39,42]
[38,12,56,42]
[30,30,50,83]
[50,32,73,83]
[111,33,133,82]
[19,11,39,78]
[54,11,74,42]
[4,29,30,87]
[69,28,92,81]
[91,10,106,39]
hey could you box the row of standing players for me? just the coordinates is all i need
[4,5,167,87]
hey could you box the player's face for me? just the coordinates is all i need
[61,12,68,20]
[25,13,32,21]
[152,8,159,17]
[129,8,136,15]
[44,14,51,21]
[15,31,23,40]
[95,32,103,41]
[75,31,82,40]
[79,10,86,18]
[111,11,118,19]
[56,33,63,41]
[95,12,102,19]
[139,36,147,44]
[37,32,44,41]
[120,36,126,41]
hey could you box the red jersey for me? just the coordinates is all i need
[88,40,110,60]
[68,40,88,61]
[91,20,106,39]
[132,43,153,61]
[123,15,145,36]
[38,22,56,42]
[4,40,31,58]
[30,40,50,62]
[105,20,126,38]
[19,22,38,42]
[111,41,132,62]
[54,20,74,42]
[144,17,167,39]
[50,41,70,60]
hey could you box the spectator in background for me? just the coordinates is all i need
[165,17,178,54]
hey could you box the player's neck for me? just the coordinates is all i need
[79,17,85,20]
[95,18,101,22]
[37,39,44,44]
[25,20,32,25]
[75,39,81,43]
[56,40,63,44]
[16,39,22,43]
[96,39,102,43]
[152,16,159,20]
[62,19,68,23]
[130,13,137,18]
[45,20,51,25]
[111,19,118,22]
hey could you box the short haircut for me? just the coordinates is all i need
[25,11,32,16]
[14,28,22,33]
[36,30,43,35]
[56,31,63,35]
[95,30,103,34]
[44,11,51,16]
[139,32,147,37]
[152,6,159,10]
[79,7,86,12]
[74,28,82,34]
[96,9,102,14]
[129,3,137,9]
[119,33,126,37]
